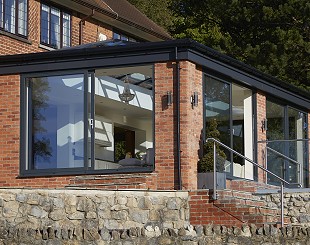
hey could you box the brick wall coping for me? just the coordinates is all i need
[0,188,189,198]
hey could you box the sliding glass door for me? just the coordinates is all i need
[88,65,154,171]
[266,99,308,186]
[205,76,253,179]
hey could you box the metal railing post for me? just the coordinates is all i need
[281,182,284,228]
[213,141,217,200]
[265,146,268,184]
[206,138,293,226]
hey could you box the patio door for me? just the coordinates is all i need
[205,76,253,179]
[266,100,308,186]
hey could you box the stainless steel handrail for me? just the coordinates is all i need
[206,137,291,228]
[266,146,300,166]
[258,138,310,143]
[258,138,309,187]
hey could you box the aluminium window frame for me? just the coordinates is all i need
[203,71,256,179]
[40,2,71,49]
[0,0,28,37]
[20,67,155,177]
[265,96,309,187]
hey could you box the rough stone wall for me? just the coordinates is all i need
[260,192,310,227]
[1,189,310,244]
[0,189,189,231]
[1,222,310,244]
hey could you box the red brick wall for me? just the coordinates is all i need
[0,0,113,56]
[179,62,203,190]
[154,61,203,190]
[256,92,267,183]
[0,61,204,190]
[154,62,177,190]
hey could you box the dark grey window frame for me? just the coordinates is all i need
[265,96,309,187]
[0,0,28,37]
[20,67,155,177]
[40,2,71,49]
[203,72,256,179]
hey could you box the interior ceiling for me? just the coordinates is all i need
[95,65,153,78]
[95,94,152,120]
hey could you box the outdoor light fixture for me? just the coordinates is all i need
[167,91,172,106]
[261,118,267,132]
[119,76,135,104]
[191,92,198,108]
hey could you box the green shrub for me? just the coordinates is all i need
[198,118,226,172]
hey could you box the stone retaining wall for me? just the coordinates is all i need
[0,189,189,232]
[260,192,310,227]
[1,189,310,244]
[1,223,310,244]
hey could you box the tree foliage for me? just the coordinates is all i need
[131,0,310,91]
[127,0,174,31]
[170,0,310,91]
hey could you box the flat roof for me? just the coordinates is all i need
[0,39,309,109]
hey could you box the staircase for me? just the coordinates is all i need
[190,179,288,228]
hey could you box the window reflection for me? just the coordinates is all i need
[91,66,154,170]
[29,74,84,169]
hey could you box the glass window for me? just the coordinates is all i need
[27,74,85,170]
[113,31,136,42]
[0,0,27,36]
[22,66,154,175]
[90,66,154,171]
[266,99,308,187]
[40,4,71,49]
[204,76,253,179]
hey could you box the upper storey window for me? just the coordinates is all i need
[0,0,28,36]
[113,31,136,42]
[40,3,70,49]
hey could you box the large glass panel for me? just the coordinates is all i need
[232,84,253,179]
[29,74,84,169]
[92,66,154,170]
[266,100,285,184]
[205,77,231,173]
[4,0,15,33]
[288,108,307,185]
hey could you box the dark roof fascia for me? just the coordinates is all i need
[0,39,309,108]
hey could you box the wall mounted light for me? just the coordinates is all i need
[191,92,198,108]
[261,118,267,132]
[167,91,172,106]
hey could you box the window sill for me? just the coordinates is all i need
[18,167,154,178]
[39,44,56,51]
[0,30,31,44]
